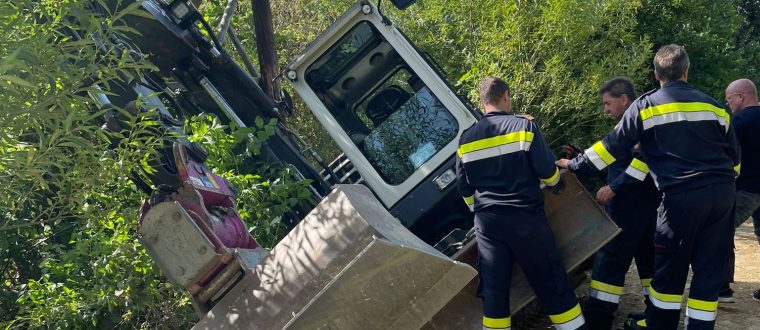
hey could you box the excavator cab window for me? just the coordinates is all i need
[359,83,457,185]
[364,85,410,128]
[305,22,458,185]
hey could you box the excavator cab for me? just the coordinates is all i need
[285,1,480,248]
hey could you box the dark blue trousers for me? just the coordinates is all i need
[644,183,735,330]
[475,207,584,329]
[584,203,656,330]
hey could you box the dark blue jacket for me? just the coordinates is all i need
[605,148,661,213]
[569,81,740,193]
[456,111,560,212]
[734,105,760,193]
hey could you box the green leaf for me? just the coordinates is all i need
[4,319,17,330]
[0,74,34,87]
[111,1,145,23]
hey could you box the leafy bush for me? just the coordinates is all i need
[16,180,195,329]
[395,0,653,148]
[634,0,752,97]
[0,1,194,328]
[1,1,311,328]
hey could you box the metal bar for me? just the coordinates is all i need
[196,259,242,303]
[229,27,261,79]
[216,0,239,44]
[198,76,247,128]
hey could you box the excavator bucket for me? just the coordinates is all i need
[423,172,620,329]
[146,172,616,329]
[192,184,478,329]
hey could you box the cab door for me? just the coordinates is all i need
[285,1,478,209]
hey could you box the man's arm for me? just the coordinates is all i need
[528,121,561,186]
[557,101,644,172]
[610,149,650,190]
[598,154,650,204]
[726,119,742,174]
[455,154,476,212]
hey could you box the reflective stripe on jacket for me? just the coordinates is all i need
[569,81,740,193]
[606,148,661,212]
[456,111,559,212]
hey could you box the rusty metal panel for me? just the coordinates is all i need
[424,172,621,329]
[193,184,477,330]
[140,202,221,288]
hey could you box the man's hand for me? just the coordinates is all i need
[555,158,570,169]
[595,185,616,205]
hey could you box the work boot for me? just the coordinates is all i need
[718,287,735,303]
[583,310,613,330]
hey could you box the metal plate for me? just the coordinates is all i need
[285,237,475,329]
[192,185,477,329]
[140,202,221,288]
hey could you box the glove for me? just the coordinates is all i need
[560,143,584,159]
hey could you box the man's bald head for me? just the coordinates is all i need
[725,79,759,113]
[727,79,757,96]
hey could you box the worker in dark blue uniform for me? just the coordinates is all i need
[457,76,586,330]
[720,78,760,303]
[581,77,661,330]
[557,44,740,330]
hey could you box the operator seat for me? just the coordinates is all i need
[365,85,411,127]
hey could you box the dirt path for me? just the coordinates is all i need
[513,222,760,329]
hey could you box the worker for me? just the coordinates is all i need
[556,44,740,329]
[457,76,586,330]
[581,77,660,330]
[720,78,760,303]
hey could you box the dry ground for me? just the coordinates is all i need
[513,222,760,329]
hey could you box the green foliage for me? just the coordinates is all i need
[15,180,195,329]
[634,0,749,97]
[186,115,314,248]
[202,0,353,162]
[396,0,653,147]
[1,1,311,328]
[0,0,160,231]
[267,0,356,162]
[0,1,195,328]
[731,0,760,85]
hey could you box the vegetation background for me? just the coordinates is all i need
[1,0,758,328]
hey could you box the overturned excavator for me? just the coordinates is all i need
[81,0,620,328]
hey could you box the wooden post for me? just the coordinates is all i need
[251,0,281,101]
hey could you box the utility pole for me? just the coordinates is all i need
[251,0,281,101]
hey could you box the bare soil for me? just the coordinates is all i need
[513,222,760,329]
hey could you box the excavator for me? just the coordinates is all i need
[81,0,620,328]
